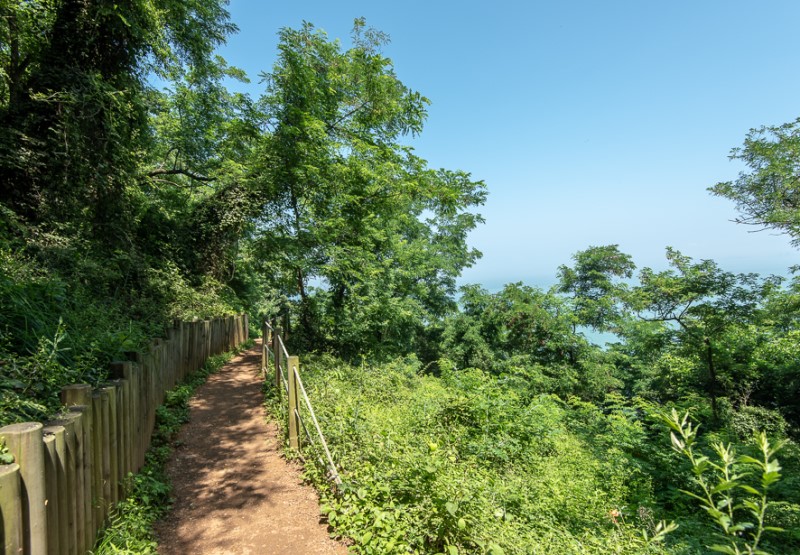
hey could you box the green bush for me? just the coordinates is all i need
[274,356,683,555]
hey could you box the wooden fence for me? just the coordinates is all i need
[0,314,249,555]
[261,320,340,485]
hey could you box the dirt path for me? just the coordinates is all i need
[155,342,349,555]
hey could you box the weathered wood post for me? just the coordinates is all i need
[46,414,78,555]
[128,362,143,473]
[62,384,94,548]
[100,384,119,508]
[65,409,88,554]
[144,352,156,454]
[108,380,127,502]
[261,320,267,376]
[0,462,23,555]
[273,325,281,392]
[287,356,301,450]
[204,320,212,361]
[98,387,112,521]
[90,391,105,528]
[39,432,59,554]
[1,422,47,555]
[185,320,195,376]
[165,326,177,391]
[109,362,133,493]
[42,425,65,555]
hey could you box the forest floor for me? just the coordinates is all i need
[154,341,349,555]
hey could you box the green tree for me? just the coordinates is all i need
[253,20,486,356]
[710,118,800,245]
[557,244,635,332]
[0,0,236,240]
[629,248,779,420]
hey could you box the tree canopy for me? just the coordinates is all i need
[252,21,486,356]
[710,118,800,246]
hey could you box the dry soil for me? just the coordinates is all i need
[155,342,349,555]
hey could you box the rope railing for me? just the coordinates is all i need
[262,319,341,486]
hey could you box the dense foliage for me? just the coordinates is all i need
[274,246,800,554]
[0,4,485,424]
[2,3,799,553]
[281,355,798,555]
[253,20,486,357]
[0,0,256,425]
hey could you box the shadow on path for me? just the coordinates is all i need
[155,342,349,555]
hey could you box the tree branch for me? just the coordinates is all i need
[145,168,214,182]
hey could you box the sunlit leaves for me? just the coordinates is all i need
[254,20,485,356]
[710,118,800,246]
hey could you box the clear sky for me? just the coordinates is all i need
[218,0,800,290]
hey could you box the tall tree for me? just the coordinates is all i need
[254,20,486,355]
[0,0,236,240]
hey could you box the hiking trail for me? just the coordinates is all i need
[155,342,349,555]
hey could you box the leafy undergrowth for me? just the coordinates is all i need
[267,355,711,555]
[92,343,251,554]
[267,355,800,555]
[0,243,248,427]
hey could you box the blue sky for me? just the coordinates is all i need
[219,1,800,290]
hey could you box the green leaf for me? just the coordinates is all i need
[737,455,761,465]
[445,501,458,517]
[670,431,685,451]
[764,526,784,532]
[711,481,738,494]
[738,484,760,495]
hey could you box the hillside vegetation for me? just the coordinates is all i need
[2,3,800,553]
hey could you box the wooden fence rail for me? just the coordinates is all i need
[261,320,341,486]
[0,313,249,555]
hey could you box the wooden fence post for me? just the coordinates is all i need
[106,380,127,504]
[273,325,281,392]
[90,391,105,529]
[104,384,119,508]
[40,431,59,555]
[98,388,112,522]
[42,425,66,555]
[65,409,87,554]
[261,321,268,377]
[109,363,133,495]
[1,422,47,555]
[0,463,23,555]
[287,356,301,450]
[62,385,94,548]
[45,414,78,555]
